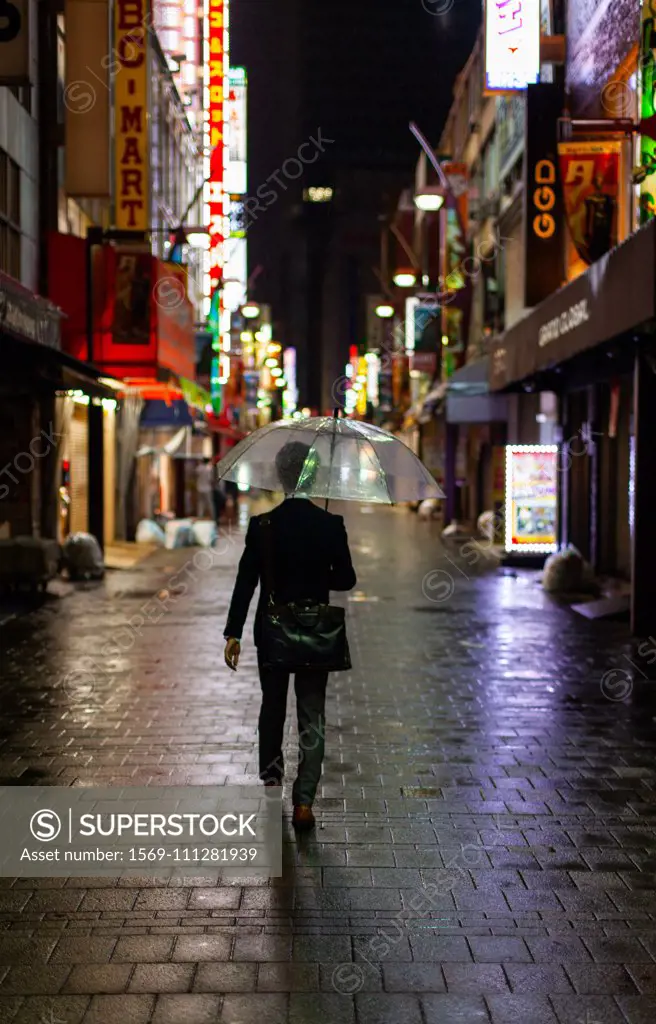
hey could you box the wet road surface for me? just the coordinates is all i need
[1,502,656,1023]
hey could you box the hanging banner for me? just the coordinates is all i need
[114,0,150,230]
[0,0,29,84]
[558,141,623,268]
[439,162,471,378]
[524,84,565,307]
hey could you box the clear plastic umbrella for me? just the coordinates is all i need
[216,414,444,504]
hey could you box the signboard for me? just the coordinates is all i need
[484,0,541,94]
[0,272,60,350]
[524,84,565,307]
[504,445,558,553]
[226,66,247,195]
[65,0,110,197]
[114,0,150,230]
[0,0,29,84]
[558,140,623,268]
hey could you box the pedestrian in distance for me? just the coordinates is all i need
[195,457,214,519]
[223,441,357,830]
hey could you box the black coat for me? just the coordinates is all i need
[224,498,357,645]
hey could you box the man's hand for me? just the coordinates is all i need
[224,638,241,671]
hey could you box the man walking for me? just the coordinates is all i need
[223,442,356,829]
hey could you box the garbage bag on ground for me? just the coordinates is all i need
[542,544,593,593]
[63,533,104,580]
[192,520,218,548]
[477,510,498,542]
[135,519,166,546]
[418,499,441,520]
[164,519,195,550]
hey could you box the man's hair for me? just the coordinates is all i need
[275,441,315,493]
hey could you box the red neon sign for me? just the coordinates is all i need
[208,0,225,289]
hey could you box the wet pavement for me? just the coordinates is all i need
[1,501,656,1023]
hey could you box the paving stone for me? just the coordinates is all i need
[382,963,445,992]
[485,994,559,1022]
[468,936,532,963]
[564,963,637,994]
[548,995,626,1024]
[443,963,509,993]
[257,963,319,991]
[63,965,132,994]
[194,963,256,993]
[151,994,221,1023]
[289,992,355,1023]
[355,992,423,1024]
[51,938,117,964]
[12,996,89,1024]
[81,994,154,1023]
[128,964,194,993]
[503,964,573,993]
[1,967,71,996]
[409,934,472,962]
[112,937,174,963]
[616,994,656,1023]
[172,934,232,961]
[219,993,288,1023]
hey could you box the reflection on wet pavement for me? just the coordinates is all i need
[0,504,655,1022]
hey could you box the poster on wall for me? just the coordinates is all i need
[566,0,639,119]
[505,445,558,553]
[557,141,623,268]
[113,251,152,345]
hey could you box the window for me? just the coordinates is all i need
[0,150,21,280]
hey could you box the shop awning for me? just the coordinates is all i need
[489,218,656,392]
[445,357,508,424]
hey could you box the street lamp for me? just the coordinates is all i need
[242,303,260,319]
[392,269,417,288]
[414,185,445,212]
[375,303,395,318]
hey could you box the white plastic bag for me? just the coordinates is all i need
[164,519,195,550]
[135,519,165,546]
[192,520,218,548]
[542,544,584,593]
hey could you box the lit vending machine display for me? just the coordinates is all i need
[504,445,558,554]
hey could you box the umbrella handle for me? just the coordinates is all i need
[325,407,340,511]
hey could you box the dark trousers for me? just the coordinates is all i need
[257,659,328,806]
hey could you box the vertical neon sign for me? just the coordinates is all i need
[206,0,228,411]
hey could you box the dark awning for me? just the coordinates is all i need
[489,219,656,391]
[445,357,509,423]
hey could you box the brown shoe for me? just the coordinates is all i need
[292,804,315,831]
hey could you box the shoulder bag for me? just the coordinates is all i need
[258,517,351,672]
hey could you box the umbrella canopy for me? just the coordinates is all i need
[216,416,444,504]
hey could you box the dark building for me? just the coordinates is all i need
[231,0,481,410]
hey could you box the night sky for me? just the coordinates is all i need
[230,0,483,194]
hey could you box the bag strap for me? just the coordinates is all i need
[259,518,276,603]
